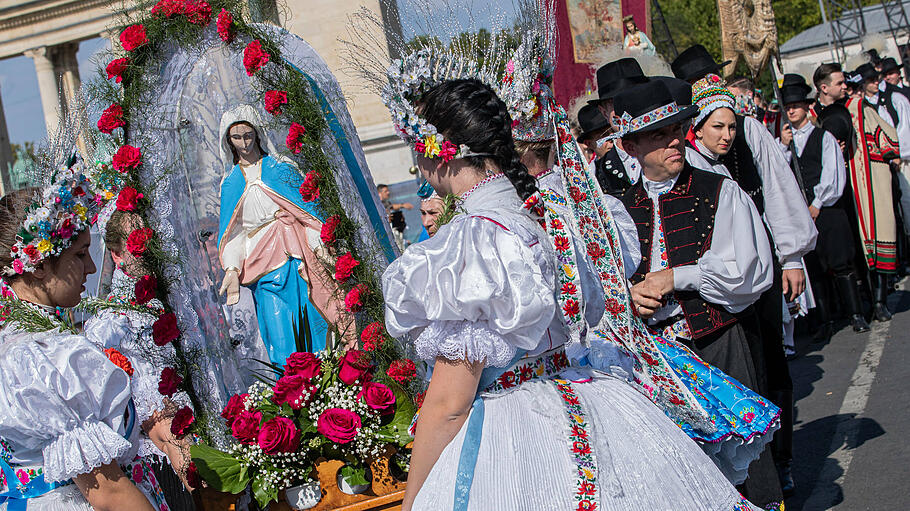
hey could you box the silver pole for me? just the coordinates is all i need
[818,0,839,62]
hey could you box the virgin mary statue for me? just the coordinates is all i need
[217,105,344,364]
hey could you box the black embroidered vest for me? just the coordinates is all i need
[622,164,738,339]
[720,114,765,214]
[795,126,825,205]
[594,146,634,198]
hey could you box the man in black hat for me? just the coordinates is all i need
[879,57,908,97]
[615,79,783,509]
[587,58,648,197]
[779,75,870,330]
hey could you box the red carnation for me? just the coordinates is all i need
[112,145,142,173]
[334,252,359,282]
[106,58,129,83]
[23,245,38,262]
[170,406,195,437]
[151,0,185,17]
[264,90,288,115]
[119,24,148,52]
[344,283,369,312]
[360,321,385,351]
[243,40,270,76]
[134,274,157,304]
[116,186,143,212]
[286,122,307,154]
[216,9,234,42]
[184,0,212,25]
[320,215,340,245]
[158,367,183,397]
[299,170,320,202]
[97,104,126,134]
[126,227,154,256]
[586,242,606,261]
[104,347,134,377]
[386,358,417,384]
[152,312,180,346]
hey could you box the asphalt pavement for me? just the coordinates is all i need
[784,278,910,510]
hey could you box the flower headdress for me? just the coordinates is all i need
[343,0,536,161]
[691,74,736,127]
[2,152,110,276]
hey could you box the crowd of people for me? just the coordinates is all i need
[2,1,907,509]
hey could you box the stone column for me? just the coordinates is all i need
[56,42,82,113]
[24,46,62,136]
[0,84,13,195]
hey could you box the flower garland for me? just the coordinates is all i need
[90,0,418,444]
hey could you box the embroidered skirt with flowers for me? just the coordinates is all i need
[411,349,760,511]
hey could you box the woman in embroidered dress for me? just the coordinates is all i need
[81,207,193,494]
[0,180,165,510]
[385,79,759,511]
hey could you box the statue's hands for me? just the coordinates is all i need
[219,269,240,306]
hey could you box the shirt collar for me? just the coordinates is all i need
[641,172,680,197]
[793,121,814,135]
[692,139,721,161]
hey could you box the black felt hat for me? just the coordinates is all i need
[612,80,698,137]
[817,103,855,144]
[651,76,693,106]
[589,58,649,104]
[880,57,901,74]
[854,63,880,83]
[577,104,612,141]
[780,74,814,105]
[671,45,732,83]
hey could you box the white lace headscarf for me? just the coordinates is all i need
[218,104,291,179]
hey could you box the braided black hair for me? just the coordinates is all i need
[419,79,539,202]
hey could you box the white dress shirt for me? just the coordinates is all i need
[877,81,910,160]
[787,122,846,209]
[687,116,818,270]
[640,172,774,321]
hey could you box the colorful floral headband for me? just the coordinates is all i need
[2,154,110,277]
[608,102,684,140]
[383,49,497,162]
[692,74,736,127]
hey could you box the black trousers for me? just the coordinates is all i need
[684,316,785,508]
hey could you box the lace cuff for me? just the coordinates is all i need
[42,421,134,483]
[415,320,517,368]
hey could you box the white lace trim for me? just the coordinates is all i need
[415,320,517,368]
[42,421,134,483]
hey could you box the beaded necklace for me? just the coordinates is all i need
[458,172,506,203]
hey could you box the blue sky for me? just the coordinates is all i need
[0,38,110,146]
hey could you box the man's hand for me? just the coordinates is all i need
[781,268,806,302]
[780,124,793,147]
[630,269,674,319]
[808,205,820,220]
[219,269,240,306]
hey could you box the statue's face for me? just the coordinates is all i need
[228,123,259,160]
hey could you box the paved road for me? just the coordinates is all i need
[785,278,910,510]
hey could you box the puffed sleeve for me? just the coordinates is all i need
[601,193,641,278]
[0,334,135,483]
[672,179,774,312]
[383,215,556,367]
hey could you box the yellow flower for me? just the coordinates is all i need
[423,134,441,158]
[562,264,576,279]
[37,239,52,254]
[582,468,594,480]
[74,204,87,220]
[105,191,115,200]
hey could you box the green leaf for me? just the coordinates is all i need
[252,473,281,509]
[376,381,417,446]
[297,416,317,436]
[340,464,369,487]
[190,444,249,494]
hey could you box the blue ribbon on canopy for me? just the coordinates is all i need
[285,60,398,263]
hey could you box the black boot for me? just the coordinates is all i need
[835,273,871,332]
[812,279,835,342]
[872,272,893,322]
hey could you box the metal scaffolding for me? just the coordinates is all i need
[650,0,678,60]
[880,0,910,70]
[819,0,865,62]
